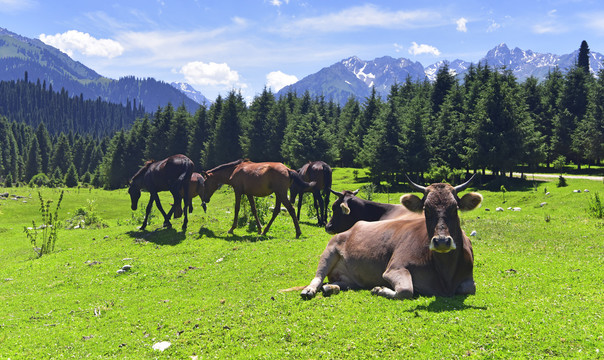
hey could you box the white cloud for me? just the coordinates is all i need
[269,0,289,6]
[266,71,298,92]
[179,61,240,86]
[281,4,440,33]
[578,12,604,34]
[394,43,404,53]
[532,9,566,34]
[39,30,124,58]
[456,17,468,32]
[0,0,35,12]
[408,42,440,56]
[487,20,501,32]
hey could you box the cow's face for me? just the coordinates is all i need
[325,189,359,234]
[401,180,482,253]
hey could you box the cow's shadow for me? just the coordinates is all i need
[406,295,488,313]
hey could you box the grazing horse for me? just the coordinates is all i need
[289,161,333,226]
[128,154,194,231]
[201,159,314,238]
[180,172,207,214]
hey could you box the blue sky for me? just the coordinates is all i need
[2,0,604,102]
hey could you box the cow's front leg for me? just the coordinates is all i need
[456,278,476,295]
[371,267,413,300]
[301,238,342,300]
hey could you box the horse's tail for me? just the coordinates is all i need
[323,163,333,194]
[288,169,316,192]
[174,162,194,218]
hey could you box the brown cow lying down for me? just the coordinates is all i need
[301,176,482,300]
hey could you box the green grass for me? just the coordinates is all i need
[0,170,603,358]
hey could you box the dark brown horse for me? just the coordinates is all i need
[289,161,333,226]
[180,172,207,214]
[201,159,314,238]
[128,154,194,231]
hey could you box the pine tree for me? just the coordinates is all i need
[167,103,192,157]
[64,163,79,187]
[188,106,209,169]
[578,40,590,74]
[50,133,73,175]
[35,122,52,174]
[212,90,246,165]
[244,87,277,161]
[24,136,42,181]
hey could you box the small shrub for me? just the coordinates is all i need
[360,183,376,201]
[426,165,464,184]
[557,175,568,188]
[24,191,64,257]
[65,199,107,229]
[29,173,51,187]
[238,196,272,231]
[553,155,566,173]
[5,173,13,187]
[500,185,507,203]
[587,192,603,219]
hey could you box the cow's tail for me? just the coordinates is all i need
[278,285,307,293]
[288,169,316,192]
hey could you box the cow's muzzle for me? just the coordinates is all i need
[429,236,456,253]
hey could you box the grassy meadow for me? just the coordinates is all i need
[0,168,603,359]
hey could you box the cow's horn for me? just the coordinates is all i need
[454,174,477,193]
[330,188,345,198]
[352,189,359,196]
[405,175,427,193]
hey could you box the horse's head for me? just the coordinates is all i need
[128,182,141,211]
[200,171,222,203]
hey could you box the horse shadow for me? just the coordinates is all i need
[126,227,186,246]
[196,226,270,243]
[405,295,488,313]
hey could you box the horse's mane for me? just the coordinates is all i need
[207,159,244,173]
[130,159,156,181]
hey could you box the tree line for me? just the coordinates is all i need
[1,42,603,189]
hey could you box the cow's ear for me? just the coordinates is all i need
[340,202,351,215]
[401,194,423,212]
[459,192,483,211]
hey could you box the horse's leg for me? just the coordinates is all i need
[180,181,190,232]
[296,192,303,221]
[153,193,172,229]
[262,197,281,236]
[247,194,263,234]
[281,193,302,239]
[228,192,241,234]
[140,195,155,230]
[313,190,323,225]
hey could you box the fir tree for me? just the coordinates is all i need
[578,40,590,74]
[24,136,42,181]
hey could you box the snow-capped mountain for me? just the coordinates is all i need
[170,82,211,106]
[278,43,604,105]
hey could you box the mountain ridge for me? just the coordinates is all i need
[0,27,202,113]
[278,42,604,105]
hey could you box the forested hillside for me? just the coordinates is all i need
[0,75,146,135]
[1,57,603,190]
